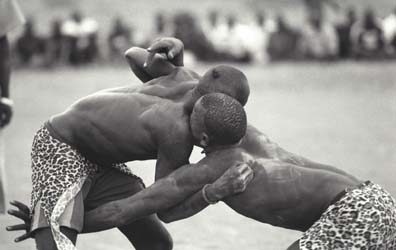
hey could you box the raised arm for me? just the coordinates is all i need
[125,37,184,83]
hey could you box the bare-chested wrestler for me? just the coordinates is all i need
[36,93,394,249]
[5,37,251,250]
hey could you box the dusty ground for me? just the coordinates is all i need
[0,61,395,249]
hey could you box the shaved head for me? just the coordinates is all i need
[190,93,247,147]
[196,65,250,106]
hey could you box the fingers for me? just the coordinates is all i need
[145,38,181,67]
[6,224,28,231]
[14,233,32,243]
[167,44,182,60]
[147,39,171,53]
[236,162,252,174]
[143,52,156,68]
[10,200,30,214]
[7,209,30,221]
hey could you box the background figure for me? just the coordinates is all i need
[173,12,217,61]
[61,10,99,65]
[205,9,227,57]
[219,14,251,62]
[382,7,396,56]
[140,13,173,47]
[300,13,338,60]
[242,11,270,63]
[336,8,356,59]
[0,0,24,213]
[15,17,46,66]
[267,14,300,61]
[351,8,385,59]
[45,18,65,67]
[107,16,132,62]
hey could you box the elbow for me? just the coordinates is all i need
[157,212,174,224]
[124,46,141,60]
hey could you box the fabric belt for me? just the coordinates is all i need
[329,180,372,206]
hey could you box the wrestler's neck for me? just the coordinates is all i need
[202,141,242,155]
[181,88,200,113]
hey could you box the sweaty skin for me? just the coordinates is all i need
[49,48,200,181]
[83,125,361,233]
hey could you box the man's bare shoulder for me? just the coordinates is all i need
[143,102,192,144]
[197,148,250,171]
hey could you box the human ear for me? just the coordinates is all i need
[200,133,210,147]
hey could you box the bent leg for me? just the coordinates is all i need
[34,227,77,250]
[286,240,300,250]
[85,165,172,249]
[119,214,173,250]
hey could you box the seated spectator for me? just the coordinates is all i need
[267,15,300,61]
[300,14,338,60]
[15,17,46,66]
[61,10,99,65]
[382,7,396,56]
[336,7,357,58]
[351,8,385,59]
[108,16,132,62]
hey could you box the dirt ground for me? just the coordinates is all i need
[0,61,395,249]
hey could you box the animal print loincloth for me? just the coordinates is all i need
[30,124,137,250]
[300,181,396,250]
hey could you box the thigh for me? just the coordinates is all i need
[34,227,78,250]
[119,214,172,250]
[84,165,145,211]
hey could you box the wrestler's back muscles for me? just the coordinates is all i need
[49,67,198,165]
[222,156,361,231]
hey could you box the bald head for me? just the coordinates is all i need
[190,93,247,147]
[196,65,250,106]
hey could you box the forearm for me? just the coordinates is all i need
[0,36,11,98]
[124,47,175,82]
[83,194,155,233]
[158,189,209,223]
[83,165,210,232]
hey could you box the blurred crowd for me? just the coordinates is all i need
[11,5,396,68]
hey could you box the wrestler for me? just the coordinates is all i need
[55,93,396,249]
[6,37,251,250]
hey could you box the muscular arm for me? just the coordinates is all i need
[124,38,185,83]
[83,162,219,233]
[125,47,176,83]
[158,188,209,223]
[157,161,253,223]
[246,125,357,180]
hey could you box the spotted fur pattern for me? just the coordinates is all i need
[30,125,139,250]
[300,182,396,250]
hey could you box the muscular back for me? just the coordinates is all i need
[194,130,361,232]
[49,67,199,165]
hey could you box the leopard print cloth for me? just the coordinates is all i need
[300,182,396,250]
[31,125,138,250]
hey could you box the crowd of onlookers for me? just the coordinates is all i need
[11,5,396,68]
